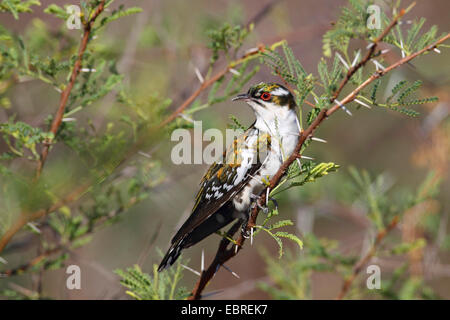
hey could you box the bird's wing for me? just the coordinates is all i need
[170,127,271,244]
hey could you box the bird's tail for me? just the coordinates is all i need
[158,238,186,272]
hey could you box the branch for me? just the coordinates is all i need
[158,45,268,129]
[330,8,407,103]
[35,0,106,178]
[326,32,450,117]
[0,246,63,277]
[0,184,89,253]
[336,216,399,300]
[188,220,242,300]
[0,187,145,274]
[188,23,450,299]
[335,176,441,299]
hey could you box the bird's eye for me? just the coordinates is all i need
[261,92,271,101]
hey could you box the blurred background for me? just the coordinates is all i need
[0,0,449,299]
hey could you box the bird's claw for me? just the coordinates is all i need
[241,222,251,238]
[250,193,270,214]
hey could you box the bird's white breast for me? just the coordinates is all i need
[233,109,299,212]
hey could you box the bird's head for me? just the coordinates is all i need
[232,83,297,124]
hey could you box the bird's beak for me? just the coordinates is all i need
[232,93,250,101]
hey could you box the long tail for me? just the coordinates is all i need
[158,204,237,271]
[158,238,186,271]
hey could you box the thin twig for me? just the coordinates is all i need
[158,45,267,129]
[336,216,399,300]
[36,0,106,178]
[1,246,63,277]
[0,183,89,253]
[326,32,450,117]
[330,8,407,103]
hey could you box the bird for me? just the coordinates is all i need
[158,82,300,271]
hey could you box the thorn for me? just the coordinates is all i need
[294,116,304,168]
[310,136,327,143]
[434,48,441,54]
[222,264,240,279]
[372,60,386,71]
[244,47,259,55]
[400,40,406,58]
[80,68,96,72]
[300,155,314,160]
[351,50,360,67]
[181,264,201,276]
[229,68,241,76]
[250,227,254,246]
[294,115,303,133]
[178,113,194,123]
[335,99,353,116]
[313,96,319,104]
[194,67,204,84]
[266,188,270,207]
[366,42,375,50]
[335,52,349,70]
[54,87,62,93]
[138,151,151,158]
[27,222,41,234]
[354,98,372,109]
[342,106,353,116]
[381,49,390,55]
[234,244,239,254]
[62,118,76,122]
[0,256,7,264]
[249,193,259,200]
[201,249,205,272]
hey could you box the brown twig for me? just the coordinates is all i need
[35,0,106,179]
[188,18,450,299]
[1,246,63,277]
[336,197,438,299]
[330,8,406,103]
[0,38,275,257]
[0,190,144,275]
[326,32,450,117]
[0,184,89,254]
[158,45,266,129]
[336,216,400,300]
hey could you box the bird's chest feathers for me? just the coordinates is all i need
[233,113,299,212]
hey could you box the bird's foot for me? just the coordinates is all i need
[250,193,278,215]
[241,220,250,238]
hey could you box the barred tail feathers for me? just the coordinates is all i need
[158,238,186,272]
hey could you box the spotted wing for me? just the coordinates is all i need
[170,127,271,244]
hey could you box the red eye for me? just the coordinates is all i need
[261,92,271,101]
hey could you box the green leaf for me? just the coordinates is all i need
[268,219,294,230]
[0,0,40,19]
[99,7,143,28]
[44,4,68,20]
[274,231,304,250]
